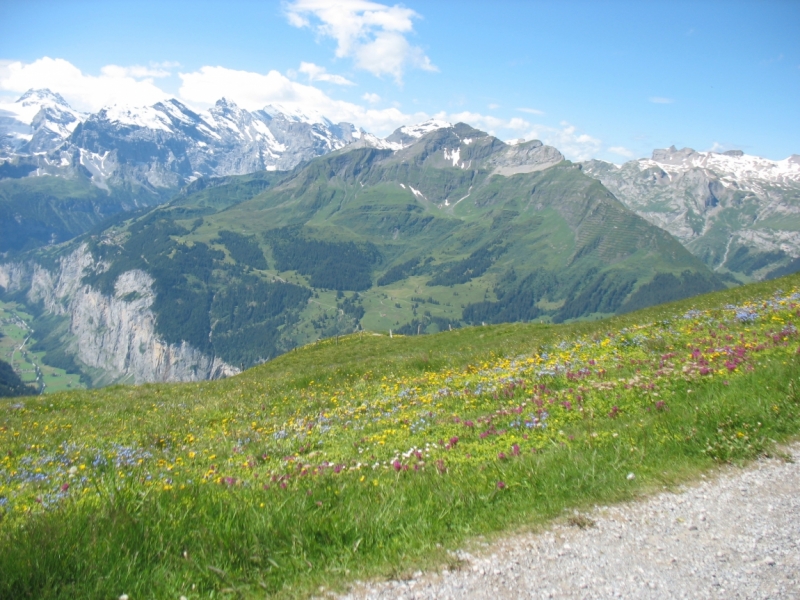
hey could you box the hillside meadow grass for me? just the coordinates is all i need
[2,273,800,599]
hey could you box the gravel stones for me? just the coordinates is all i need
[341,444,800,599]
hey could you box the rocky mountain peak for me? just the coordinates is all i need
[651,146,697,163]
[16,88,72,109]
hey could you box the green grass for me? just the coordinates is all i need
[1,274,800,599]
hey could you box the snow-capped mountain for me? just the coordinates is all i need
[0,89,359,191]
[582,146,800,280]
[0,89,85,155]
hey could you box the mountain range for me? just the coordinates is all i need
[0,89,798,389]
[0,89,358,252]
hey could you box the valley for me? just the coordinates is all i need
[0,301,84,394]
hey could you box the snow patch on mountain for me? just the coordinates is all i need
[643,146,800,187]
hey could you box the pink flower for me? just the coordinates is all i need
[511,444,520,456]
[496,481,506,489]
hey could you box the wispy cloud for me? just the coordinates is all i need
[608,146,634,158]
[518,107,545,115]
[760,53,784,66]
[285,0,437,84]
[298,61,354,85]
[649,96,674,104]
[487,103,500,110]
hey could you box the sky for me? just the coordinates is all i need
[1,0,798,162]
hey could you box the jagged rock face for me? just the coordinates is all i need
[0,245,238,384]
[486,139,565,176]
[581,147,800,279]
[0,90,358,191]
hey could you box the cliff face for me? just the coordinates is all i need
[0,245,238,385]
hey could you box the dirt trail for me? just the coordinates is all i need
[341,444,800,599]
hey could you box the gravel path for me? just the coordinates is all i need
[340,444,800,599]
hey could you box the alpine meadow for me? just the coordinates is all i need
[1,1,799,598]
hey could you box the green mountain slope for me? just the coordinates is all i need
[2,124,724,382]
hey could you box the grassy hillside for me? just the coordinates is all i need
[1,273,799,598]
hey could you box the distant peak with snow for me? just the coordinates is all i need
[397,119,452,138]
[384,119,452,147]
[642,145,800,185]
[16,88,72,108]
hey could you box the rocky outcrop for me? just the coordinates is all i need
[0,245,238,384]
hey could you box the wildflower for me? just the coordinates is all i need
[626,472,635,480]
[496,481,506,489]
[511,444,520,456]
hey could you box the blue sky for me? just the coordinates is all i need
[1,0,798,161]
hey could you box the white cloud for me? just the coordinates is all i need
[178,64,423,134]
[487,103,499,110]
[649,96,674,104]
[362,92,381,103]
[285,0,436,83]
[608,146,634,158]
[0,57,171,111]
[100,64,172,79]
[517,107,544,115]
[448,111,529,135]
[298,61,354,85]
[521,121,602,161]
[0,57,421,135]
